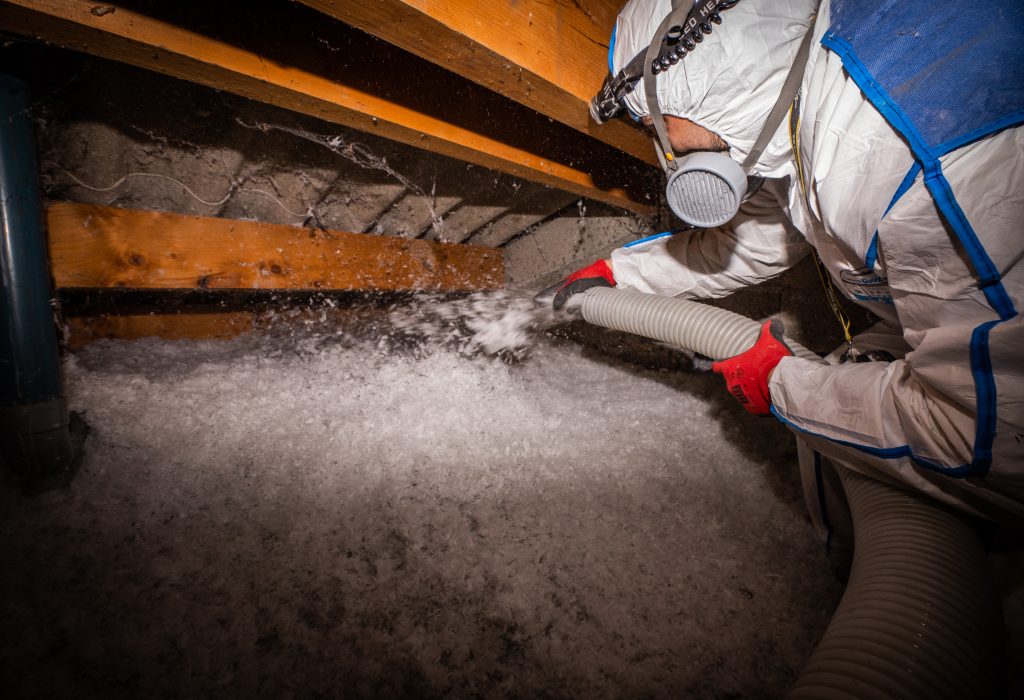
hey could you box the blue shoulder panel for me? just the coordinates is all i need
[826,0,1024,157]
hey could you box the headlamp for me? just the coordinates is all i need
[589,0,738,126]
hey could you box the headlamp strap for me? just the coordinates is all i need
[594,0,738,125]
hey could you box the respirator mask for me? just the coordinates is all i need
[591,0,817,228]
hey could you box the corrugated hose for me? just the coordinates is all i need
[577,287,1001,698]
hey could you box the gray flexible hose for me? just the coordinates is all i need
[577,286,1001,698]
[578,287,822,363]
[789,469,1001,699]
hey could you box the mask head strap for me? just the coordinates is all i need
[740,5,820,172]
[644,5,692,170]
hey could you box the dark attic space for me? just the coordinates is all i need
[2,1,1023,698]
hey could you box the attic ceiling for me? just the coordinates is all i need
[0,0,662,291]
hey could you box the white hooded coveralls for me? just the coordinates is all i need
[607,0,1024,524]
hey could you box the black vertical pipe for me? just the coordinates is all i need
[0,74,84,482]
[0,75,60,403]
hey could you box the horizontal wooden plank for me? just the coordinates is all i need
[64,312,256,349]
[299,0,655,164]
[48,203,505,291]
[1,0,655,214]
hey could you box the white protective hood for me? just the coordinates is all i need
[612,0,818,176]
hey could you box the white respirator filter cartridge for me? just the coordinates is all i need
[665,151,748,228]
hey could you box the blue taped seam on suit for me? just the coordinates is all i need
[864,234,879,270]
[969,318,1013,477]
[936,110,1024,157]
[624,231,674,248]
[865,162,921,269]
[851,293,893,306]
[923,167,1016,318]
[771,407,975,478]
[608,23,617,74]
[819,30,1018,476]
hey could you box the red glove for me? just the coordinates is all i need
[535,259,616,310]
[712,319,793,415]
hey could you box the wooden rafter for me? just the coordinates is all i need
[47,203,505,292]
[0,0,657,214]
[298,0,655,164]
[64,312,257,349]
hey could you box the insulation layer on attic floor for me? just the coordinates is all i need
[0,0,658,214]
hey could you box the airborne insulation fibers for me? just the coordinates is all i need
[0,299,840,698]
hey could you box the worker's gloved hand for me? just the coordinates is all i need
[712,319,793,415]
[534,259,616,311]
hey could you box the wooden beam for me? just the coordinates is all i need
[298,0,655,164]
[0,0,655,214]
[47,203,505,291]
[64,312,256,349]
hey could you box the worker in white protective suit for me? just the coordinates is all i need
[540,0,1024,536]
